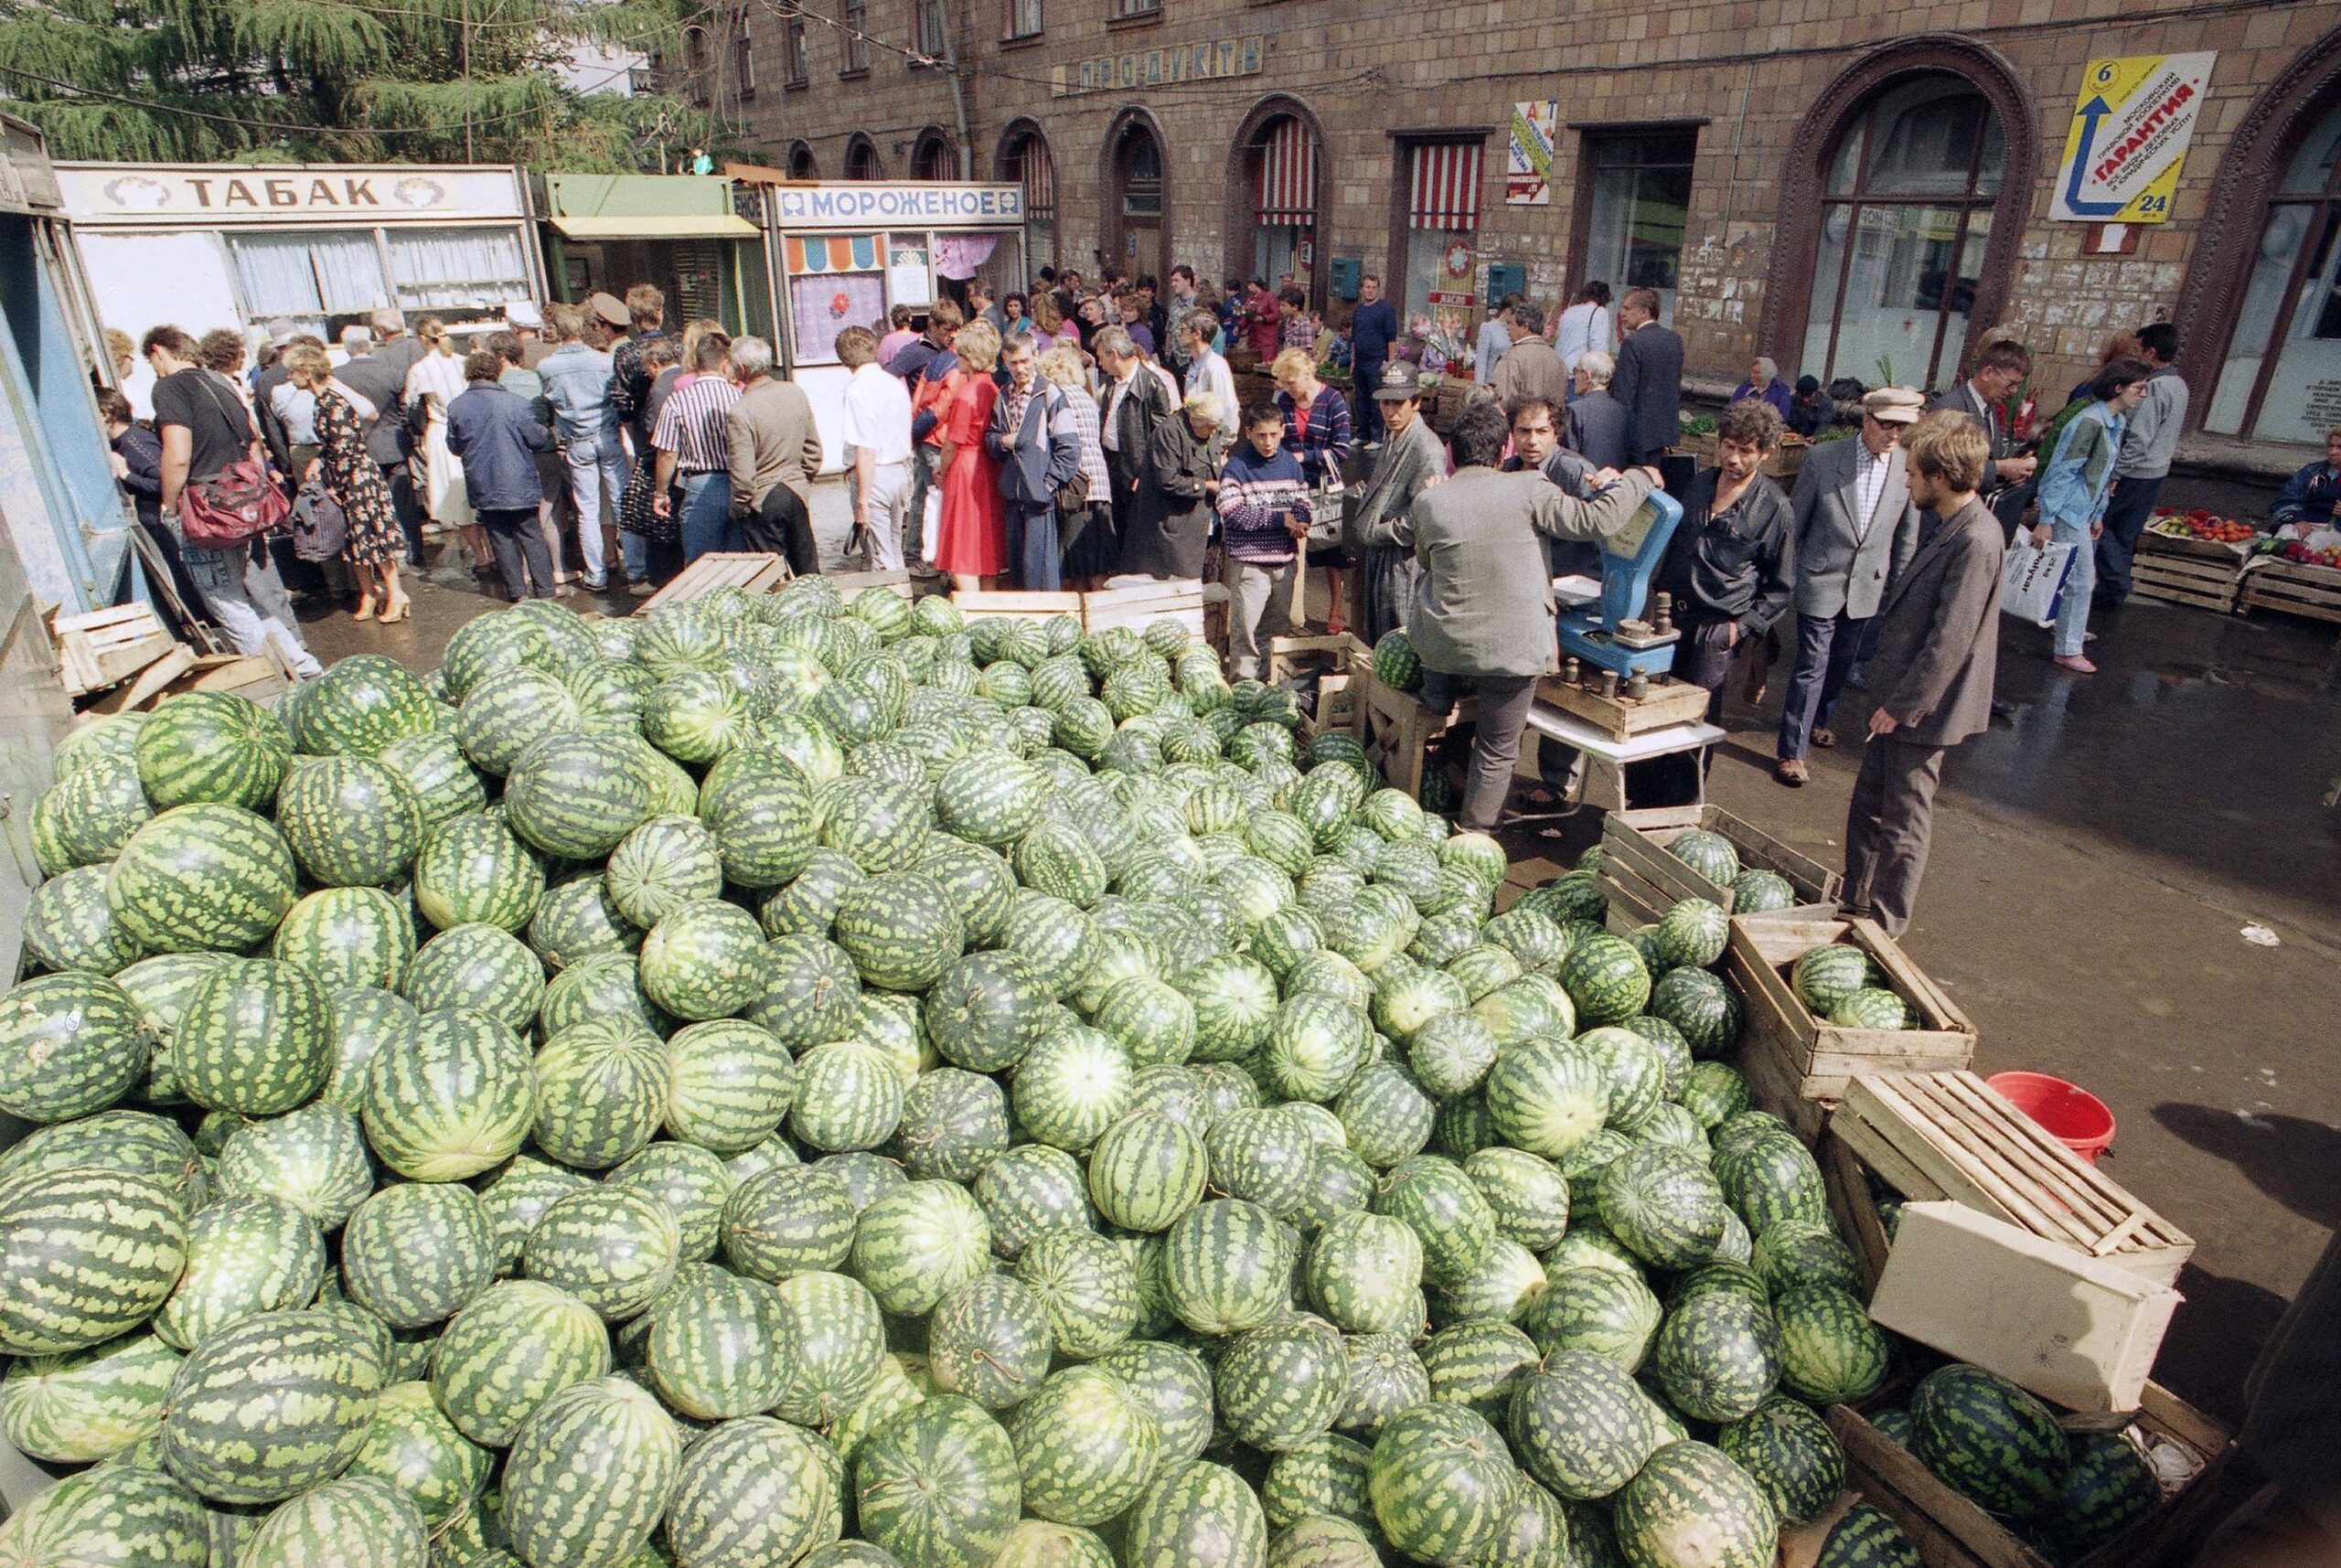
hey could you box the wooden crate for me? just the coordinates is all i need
[1723,916,1976,1141]
[2239,557,2341,625]
[1349,661,1474,802]
[636,552,788,614]
[1598,805,1844,928]
[1829,1385,2232,1568]
[1083,579,1207,639]
[951,589,1084,622]
[2132,533,2247,613]
[50,603,177,698]
[1267,633,1367,737]
[829,570,918,600]
[1536,672,1712,742]
[1820,1126,1897,1292]
[1833,1071,2193,1287]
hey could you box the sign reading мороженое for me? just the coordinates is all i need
[771,185,1027,231]
[1052,37,1264,98]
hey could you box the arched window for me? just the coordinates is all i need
[845,134,882,181]
[912,129,955,182]
[2202,95,2341,443]
[1803,76,2004,392]
[999,123,1057,277]
[1104,113,1168,283]
[787,142,818,180]
[1227,99,1327,309]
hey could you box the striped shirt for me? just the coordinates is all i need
[1217,443,1312,564]
[652,375,742,473]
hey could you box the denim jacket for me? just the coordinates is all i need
[2036,400,2126,530]
[538,342,618,446]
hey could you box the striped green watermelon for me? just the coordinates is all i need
[30,752,152,876]
[1523,1265,1662,1373]
[789,1040,905,1153]
[340,1179,497,1329]
[215,1102,372,1230]
[440,606,553,699]
[604,815,724,930]
[159,1307,385,1504]
[854,1396,1023,1568]
[134,691,292,812]
[1371,629,1422,692]
[456,668,579,776]
[1008,1363,1164,1526]
[662,1017,796,1153]
[721,1163,858,1281]
[1416,1318,1540,1430]
[1162,1199,1291,1337]
[831,869,965,991]
[1792,944,1877,1016]
[377,730,487,827]
[429,1279,611,1445]
[502,1376,680,1568]
[930,1273,1054,1411]
[153,1193,323,1352]
[1558,932,1652,1027]
[1013,817,1109,908]
[476,1157,592,1272]
[1087,1112,1207,1233]
[274,756,426,888]
[531,1019,669,1170]
[1816,1502,1924,1568]
[1304,1211,1422,1336]
[1719,1393,1846,1525]
[1508,1348,1665,1502]
[1908,1363,2071,1520]
[1339,1329,1430,1438]
[639,897,768,1021]
[0,1108,202,1209]
[935,753,1050,846]
[698,749,819,888]
[0,1464,208,1567]
[1216,1315,1350,1453]
[1831,987,1914,1030]
[412,814,544,933]
[1262,1433,1373,1531]
[1772,1284,1890,1404]
[1731,869,1800,914]
[765,1269,886,1428]
[1611,1440,1779,1568]
[644,1265,791,1418]
[403,922,544,1034]
[1125,1458,1269,1568]
[540,949,665,1039]
[24,864,146,975]
[1012,1026,1134,1153]
[360,1006,533,1181]
[665,1415,846,1567]
[2038,1431,2162,1561]
[105,803,295,954]
[1598,1144,1729,1270]
[291,652,438,758]
[172,958,330,1115]
[1484,1037,1609,1162]
[238,1474,427,1568]
[1712,1125,1830,1236]
[1014,1227,1140,1360]
[1654,897,1731,970]
[273,886,415,994]
[342,1379,490,1529]
[501,731,654,860]
[1667,829,1743,884]
[0,972,150,1123]
[1683,1060,1751,1126]
[971,1144,1094,1260]
[1366,1403,1511,1566]
[1652,1289,1780,1425]
[894,1067,1009,1183]
[851,1179,991,1318]
[523,1186,681,1320]
[0,1328,180,1463]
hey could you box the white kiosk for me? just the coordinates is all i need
[739,179,1029,475]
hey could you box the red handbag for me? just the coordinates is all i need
[176,377,290,549]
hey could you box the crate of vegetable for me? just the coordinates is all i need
[2135,512,2250,612]
[0,577,1951,1568]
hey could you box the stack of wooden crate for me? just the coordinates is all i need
[1596,805,1842,929]
[2239,554,2341,625]
[2131,532,2248,613]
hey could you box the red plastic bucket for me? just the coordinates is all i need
[1987,1072,2117,1163]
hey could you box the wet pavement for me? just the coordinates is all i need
[304,486,2341,1425]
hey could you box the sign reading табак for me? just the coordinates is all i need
[2051,52,2217,224]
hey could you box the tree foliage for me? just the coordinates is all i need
[0,0,722,171]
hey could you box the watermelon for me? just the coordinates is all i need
[1366,1403,1513,1566]
[700,750,820,888]
[404,923,545,1034]
[342,1379,491,1528]
[153,1193,323,1352]
[361,1006,534,1181]
[1831,987,1914,1029]
[30,752,152,875]
[1009,1364,1164,1526]
[1654,897,1731,970]
[0,1329,181,1463]
[105,803,295,954]
[1484,1037,1609,1161]
[1718,1394,1846,1524]
[0,1465,208,1567]
[833,870,965,991]
[1772,1284,1890,1404]
[238,1475,428,1568]
[523,1186,681,1320]
[1558,932,1651,1027]
[930,1272,1054,1411]
[666,1415,845,1567]
[1524,1264,1662,1374]
[215,1102,373,1230]
[1611,1440,1779,1568]
[1124,1459,1269,1568]
[0,973,150,1124]
[273,886,415,994]
[1791,944,1876,1016]
[502,732,654,860]
[1731,868,1799,913]
[1508,1348,1664,1501]
[1682,1060,1751,1126]
[1214,1315,1350,1452]
[2038,1431,2162,1560]
[134,691,291,812]
[791,1040,906,1153]
[1371,629,1421,692]
[1667,829,1742,885]
[477,1157,592,1272]
[1652,1289,1780,1425]
[1908,1363,2070,1520]
[852,1179,992,1318]
[430,1279,612,1445]
[293,652,438,758]
[377,730,487,827]
[502,1376,681,1568]
[1417,1319,1539,1428]
[274,756,426,889]
[1262,1432,1373,1530]
[1088,1112,1208,1233]
[604,815,725,931]
[159,1307,385,1504]
[638,897,768,1021]
[663,1017,796,1153]
[1816,1502,1924,1568]
[24,864,146,975]
[172,958,330,1115]
[643,1264,792,1418]
[1597,1144,1729,1270]
[854,1396,1022,1568]
[412,813,544,934]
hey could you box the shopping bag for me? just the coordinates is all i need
[920,489,943,566]
[2002,535,2073,624]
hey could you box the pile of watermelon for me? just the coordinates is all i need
[0,579,1959,1568]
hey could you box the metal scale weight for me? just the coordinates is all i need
[1555,487,1687,690]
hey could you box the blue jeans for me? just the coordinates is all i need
[562,431,629,583]
[181,539,321,677]
[679,471,737,563]
[2050,520,2094,656]
[1007,503,1061,590]
[1778,610,1867,761]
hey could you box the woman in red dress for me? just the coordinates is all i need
[934,318,1005,590]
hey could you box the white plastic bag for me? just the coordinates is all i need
[920,487,944,566]
[2002,535,2074,625]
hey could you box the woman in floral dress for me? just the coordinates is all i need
[283,343,409,624]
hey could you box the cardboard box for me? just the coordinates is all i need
[1867,1201,2182,1413]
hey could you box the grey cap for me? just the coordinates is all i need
[368,308,407,336]
[505,300,543,329]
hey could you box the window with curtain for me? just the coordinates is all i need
[1801,76,2004,394]
[2207,97,2341,443]
[1003,0,1041,38]
[1581,131,1695,323]
[228,232,391,323]
[840,0,868,71]
[785,9,808,83]
[387,228,532,312]
[1120,130,1162,217]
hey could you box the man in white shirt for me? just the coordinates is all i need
[836,325,915,570]
[1177,314,1237,441]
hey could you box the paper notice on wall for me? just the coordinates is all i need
[2051,52,2217,223]
[1507,101,1558,206]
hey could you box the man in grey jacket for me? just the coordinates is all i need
[1842,411,2003,938]
[1351,363,1449,643]
[1775,388,1924,785]
[2095,321,2188,604]
[1365,400,1660,831]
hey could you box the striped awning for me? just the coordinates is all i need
[1256,119,1318,227]
[1408,141,1484,230]
[1014,136,1056,220]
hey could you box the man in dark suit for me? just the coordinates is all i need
[987,332,1083,590]
[1927,337,2038,540]
[1609,286,1685,465]
[1564,348,1633,472]
[1350,272,1401,450]
[1095,325,1174,563]
[1774,387,1924,786]
[1842,411,2004,937]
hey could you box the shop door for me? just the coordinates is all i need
[1113,123,1166,284]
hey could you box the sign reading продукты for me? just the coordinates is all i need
[2050,52,2218,224]
[1053,37,1263,98]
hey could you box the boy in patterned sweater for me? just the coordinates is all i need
[1218,401,1315,679]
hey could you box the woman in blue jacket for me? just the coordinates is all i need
[2031,357,2151,674]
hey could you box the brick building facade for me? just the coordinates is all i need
[681,0,2341,460]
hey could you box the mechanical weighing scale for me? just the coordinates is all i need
[1554,486,1686,679]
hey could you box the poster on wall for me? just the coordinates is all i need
[1427,237,1478,309]
[2050,52,2217,224]
[790,272,886,365]
[1507,101,1558,206]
